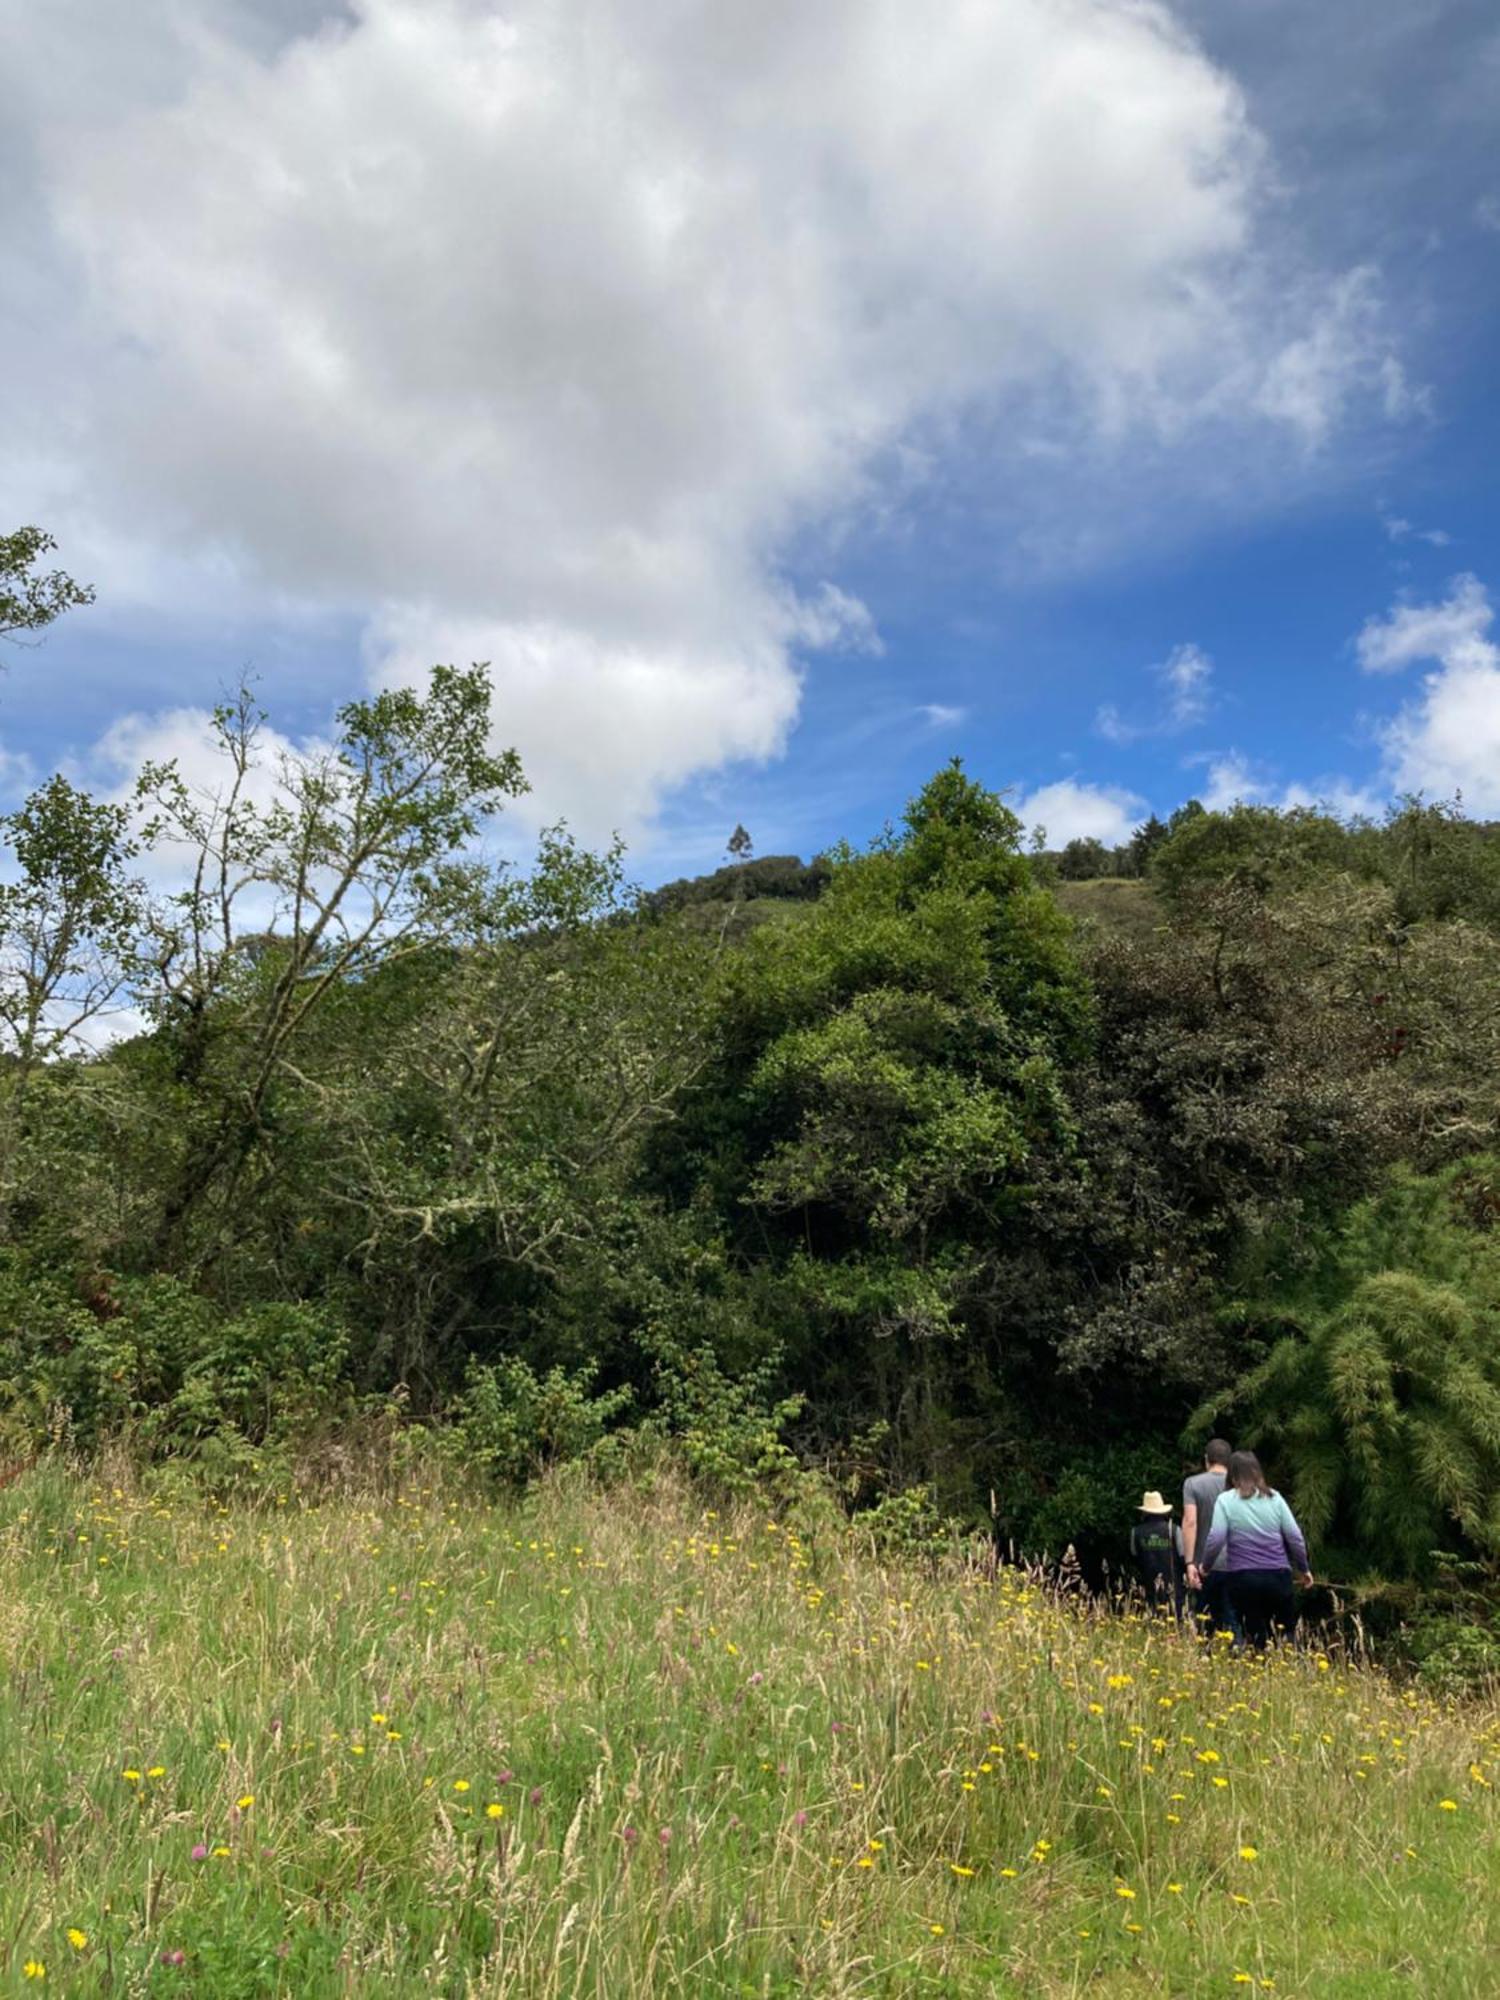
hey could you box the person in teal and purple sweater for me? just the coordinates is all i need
[1193,1450,1312,1651]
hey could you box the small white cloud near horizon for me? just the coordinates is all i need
[1017,778,1145,849]
[917,703,968,729]
[1096,641,1214,744]
[1186,749,1381,821]
[1355,575,1500,813]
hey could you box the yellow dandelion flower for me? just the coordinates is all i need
[1167,1882,1183,1894]
[146,1766,166,1780]
[929,1923,945,1937]
[121,1769,141,1784]
[22,1961,44,1980]
[1239,1845,1259,1861]
[950,1862,975,1878]
[453,1780,471,1793]
[66,1930,87,1951]
[486,1802,505,1819]
[236,1794,254,1810]
[1439,1799,1458,1811]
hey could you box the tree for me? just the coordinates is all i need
[1127,814,1168,878]
[1201,1160,1500,1578]
[727,824,753,861]
[292,830,718,1387]
[0,776,147,1234]
[1057,836,1110,881]
[134,667,525,1266]
[666,762,1092,1486]
[0,527,93,644]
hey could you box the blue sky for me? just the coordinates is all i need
[2,0,1498,881]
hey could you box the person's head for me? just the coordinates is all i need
[1204,1438,1232,1471]
[1227,1449,1273,1498]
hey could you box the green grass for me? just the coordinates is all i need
[1053,877,1164,942]
[1,1466,1497,1996]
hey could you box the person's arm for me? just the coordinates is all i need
[1182,1496,1199,1566]
[1198,1500,1229,1577]
[1277,1496,1312,1581]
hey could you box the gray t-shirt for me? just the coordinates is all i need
[1182,1469,1227,1564]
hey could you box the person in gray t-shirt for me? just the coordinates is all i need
[1182,1439,1238,1640]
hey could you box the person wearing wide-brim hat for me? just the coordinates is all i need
[1130,1490,1186,1618]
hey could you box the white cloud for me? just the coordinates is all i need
[1197,752,1260,812]
[1355,573,1493,674]
[1253,267,1426,443]
[1278,777,1384,821]
[1018,778,1145,849]
[1382,513,1451,548]
[1356,575,1500,813]
[1097,640,1213,743]
[0,740,38,806]
[2,0,1413,836]
[916,703,967,730]
[83,702,328,908]
[1186,750,1380,821]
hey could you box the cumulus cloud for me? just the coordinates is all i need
[2,0,1414,836]
[1017,778,1145,849]
[1096,641,1213,744]
[1356,576,1500,813]
[1355,572,1493,675]
[82,700,334,909]
[1188,749,1380,820]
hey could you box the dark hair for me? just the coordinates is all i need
[1204,1438,1232,1469]
[1227,1449,1274,1498]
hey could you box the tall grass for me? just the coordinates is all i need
[1,1463,1496,1995]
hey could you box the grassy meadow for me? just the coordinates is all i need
[1,1468,1497,1997]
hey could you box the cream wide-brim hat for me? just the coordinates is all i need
[1137,1491,1173,1514]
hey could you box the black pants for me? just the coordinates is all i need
[1192,1571,1241,1641]
[1228,1568,1296,1651]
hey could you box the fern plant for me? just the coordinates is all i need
[1199,1158,1500,1579]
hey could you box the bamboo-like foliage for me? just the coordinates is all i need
[1209,1161,1500,1576]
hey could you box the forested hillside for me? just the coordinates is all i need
[4,570,1500,1621]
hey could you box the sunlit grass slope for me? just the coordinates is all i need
[1,1469,1496,1996]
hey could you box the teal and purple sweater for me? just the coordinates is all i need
[1199,1489,1309,1576]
